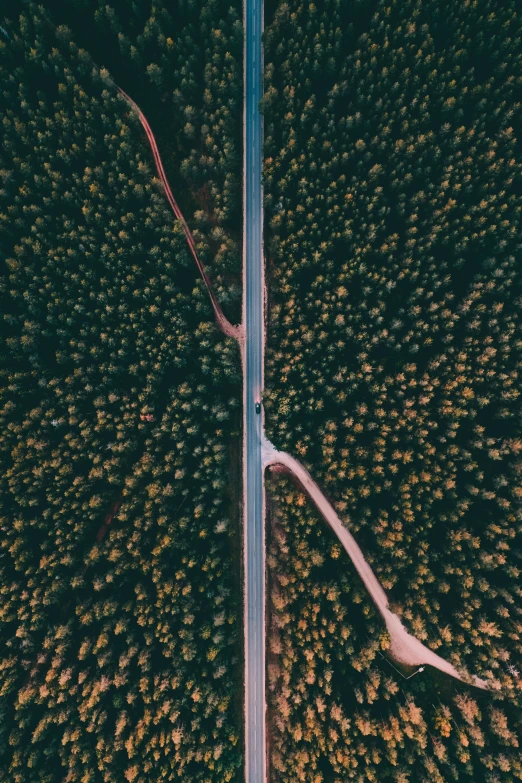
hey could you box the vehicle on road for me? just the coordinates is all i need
[255,401,261,414]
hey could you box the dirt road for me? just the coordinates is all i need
[262,438,489,690]
[118,88,243,343]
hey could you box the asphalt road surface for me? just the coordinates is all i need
[244,0,265,778]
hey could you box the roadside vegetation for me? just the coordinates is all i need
[263,0,522,775]
[0,4,242,781]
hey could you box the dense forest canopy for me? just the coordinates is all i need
[0,2,243,781]
[267,473,522,783]
[45,0,244,321]
[263,0,522,778]
[2,0,522,779]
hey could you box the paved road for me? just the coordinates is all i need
[244,0,265,778]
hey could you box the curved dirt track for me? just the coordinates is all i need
[262,438,489,690]
[117,88,243,343]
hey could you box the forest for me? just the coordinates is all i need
[3,0,522,779]
[263,0,522,778]
[0,2,243,781]
[267,473,522,782]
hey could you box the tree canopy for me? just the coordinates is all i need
[263,0,522,777]
[0,3,243,781]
